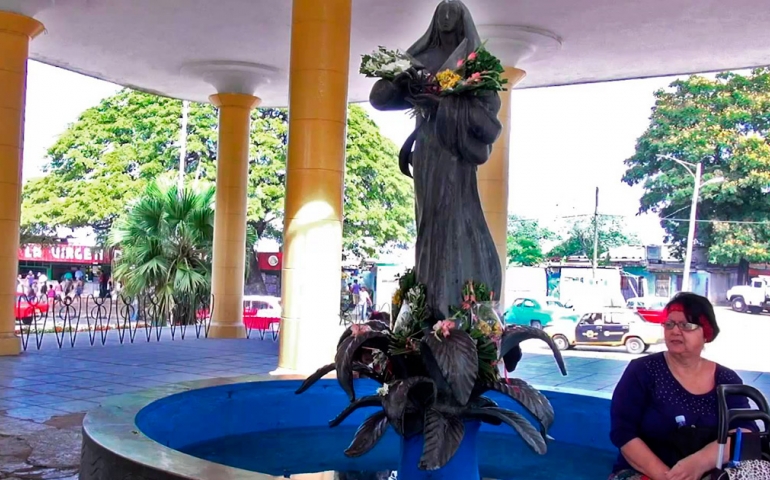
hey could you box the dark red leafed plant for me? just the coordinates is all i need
[295,280,567,471]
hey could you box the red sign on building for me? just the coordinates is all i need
[257,252,282,271]
[18,245,111,264]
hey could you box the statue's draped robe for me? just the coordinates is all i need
[370,23,503,316]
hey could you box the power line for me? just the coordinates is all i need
[663,218,770,225]
[509,215,770,225]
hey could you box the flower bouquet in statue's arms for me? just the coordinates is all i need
[295,280,567,471]
[435,44,508,96]
[360,46,416,81]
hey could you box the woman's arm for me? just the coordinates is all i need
[668,370,755,479]
[621,439,671,480]
[667,429,748,480]
[610,360,670,479]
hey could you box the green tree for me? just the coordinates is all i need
[622,69,770,265]
[110,182,214,315]
[547,217,637,260]
[506,215,555,266]
[22,90,414,289]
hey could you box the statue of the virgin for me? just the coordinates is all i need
[369,0,503,317]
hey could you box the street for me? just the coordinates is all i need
[521,307,770,373]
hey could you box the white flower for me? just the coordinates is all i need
[377,384,389,396]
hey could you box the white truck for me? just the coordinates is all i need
[726,276,770,313]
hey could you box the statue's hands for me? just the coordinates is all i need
[393,67,419,87]
[408,93,441,109]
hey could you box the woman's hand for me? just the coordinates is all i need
[665,455,708,480]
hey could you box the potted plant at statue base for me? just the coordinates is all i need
[296,281,567,479]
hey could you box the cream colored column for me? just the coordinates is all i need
[478,67,526,307]
[208,93,260,339]
[277,0,352,373]
[0,11,44,356]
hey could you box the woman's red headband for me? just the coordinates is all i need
[667,303,715,342]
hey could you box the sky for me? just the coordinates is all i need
[22,60,684,246]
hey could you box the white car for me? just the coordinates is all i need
[243,295,282,340]
[243,295,282,319]
[544,308,664,354]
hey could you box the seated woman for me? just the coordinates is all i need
[609,292,755,480]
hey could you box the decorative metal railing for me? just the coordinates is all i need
[13,293,279,351]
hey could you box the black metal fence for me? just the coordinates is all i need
[14,293,279,351]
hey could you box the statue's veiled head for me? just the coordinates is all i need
[407,0,482,72]
[436,1,463,34]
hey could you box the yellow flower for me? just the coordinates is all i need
[477,321,492,335]
[392,290,402,306]
[436,69,461,91]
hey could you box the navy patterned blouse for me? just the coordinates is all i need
[610,352,753,472]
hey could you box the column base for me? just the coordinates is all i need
[278,317,341,373]
[0,333,21,356]
[207,323,247,339]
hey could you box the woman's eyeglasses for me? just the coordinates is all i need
[663,320,701,332]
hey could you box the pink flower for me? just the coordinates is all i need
[471,72,481,81]
[468,52,477,61]
[351,324,371,337]
[433,320,456,338]
[457,59,464,68]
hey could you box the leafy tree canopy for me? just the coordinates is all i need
[547,217,637,261]
[622,69,770,264]
[22,89,414,261]
[506,215,555,266]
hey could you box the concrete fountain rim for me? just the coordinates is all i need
[81,374,611,480]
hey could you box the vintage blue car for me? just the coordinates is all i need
[503,297,580,329]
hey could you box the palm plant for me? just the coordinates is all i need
[111,182,214,323]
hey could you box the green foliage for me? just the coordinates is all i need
[547,217,637,260]
[344,106,415,258]
[22,91,213,240]
[456,45,508,95]
[507,215,555,266]
[21,89,414,260]
[110,182,214,312]
[622,69,770,263]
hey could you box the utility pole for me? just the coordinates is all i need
[682,162,702,292]
[592,187,599,279]
[177,100,190,193]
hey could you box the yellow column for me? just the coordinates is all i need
[478,67,526,306]
[0,12,44,356]
[208,93,260,339]
[278,0,352,372]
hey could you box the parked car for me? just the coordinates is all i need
[242,295,282,331]
[543,308,664,354]
[503,297,580,329]
[196,295,281,333]
[626,296,669,324]
[15,294,50,325]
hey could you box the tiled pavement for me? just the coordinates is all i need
[0,334,280,423]
[2,335,769,423]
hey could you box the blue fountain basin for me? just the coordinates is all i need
[130,378,617,479]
